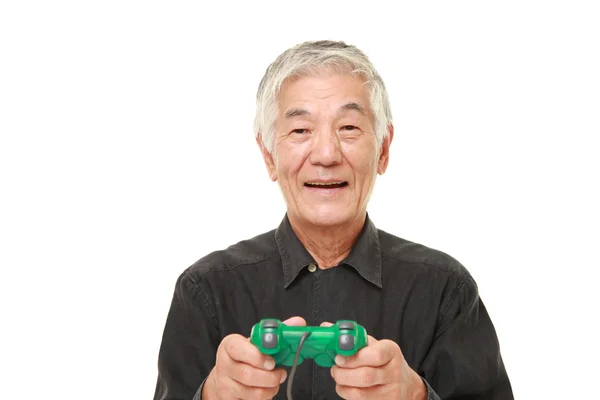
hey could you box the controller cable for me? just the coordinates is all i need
[286,331,311,400]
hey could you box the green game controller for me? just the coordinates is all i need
[250,319,368,367]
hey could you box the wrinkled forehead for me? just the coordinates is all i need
[275,70,374,119]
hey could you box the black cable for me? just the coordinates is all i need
[286,332,310,400]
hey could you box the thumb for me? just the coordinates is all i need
[282,316,307,326]
[320,321,334,327]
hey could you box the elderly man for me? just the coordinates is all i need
[153,40,513,400]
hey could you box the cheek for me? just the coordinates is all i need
[344,150,378,180]
[277,147,308,179]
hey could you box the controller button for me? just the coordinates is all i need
[262,333,278,349]
[339,334,354,350]
[338,322,355,330]
[262,319,279,328]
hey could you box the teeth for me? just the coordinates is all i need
[307,182,344,186]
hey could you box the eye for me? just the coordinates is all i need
[291,128,309,134]
[340,125,358,131]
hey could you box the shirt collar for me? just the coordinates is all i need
[274,213,383,289]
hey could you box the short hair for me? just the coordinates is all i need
[254,40,393,154]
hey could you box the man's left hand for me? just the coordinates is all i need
[321,322,427,400]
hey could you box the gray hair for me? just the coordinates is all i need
[254,40,393,154]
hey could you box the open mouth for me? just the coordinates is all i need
[304,181,348,189]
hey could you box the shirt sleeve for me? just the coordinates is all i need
[418,273,514,399]
[153,271,220,400]
[191,377,207,400]
[421,377,441,400]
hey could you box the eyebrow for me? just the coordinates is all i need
[284,102,367,118]
[340,102,366,115]
[285,108,311,118]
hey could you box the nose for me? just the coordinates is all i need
[308,127,342,166]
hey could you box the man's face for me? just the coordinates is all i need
[258,73,393,227]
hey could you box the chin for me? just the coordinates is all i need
[300,206,355,227]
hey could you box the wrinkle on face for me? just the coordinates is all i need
[260,73,388,230]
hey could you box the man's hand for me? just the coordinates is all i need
[202,316,306,400]
[321,322,426,400]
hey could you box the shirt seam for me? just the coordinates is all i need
[438,273,471,320]
[186,252,280,282]
[434,273,474,341]
[274,227,292,286]
[381,253,472,334]
[381,254,465,277]
[183,270,219,326]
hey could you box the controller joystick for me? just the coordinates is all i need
[250,319,368,400]
[250,319,368,367]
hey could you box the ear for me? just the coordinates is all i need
[377,124,394,175]
[256,134,278,182]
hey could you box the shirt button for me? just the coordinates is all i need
[308,263,317,272]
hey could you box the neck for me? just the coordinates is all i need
[288,213,366,269]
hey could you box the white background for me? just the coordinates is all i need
[1,1,598,398]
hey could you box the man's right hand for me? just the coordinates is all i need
[202,316,307,399]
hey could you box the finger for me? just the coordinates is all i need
[222,374,281,400]
[223,334,276,370]
[367,334,377,345]
[331,365,390,387]
[320,321,334,327]
[334,335,377,367]
[227,360,287,388]
[335,384,363,400]
[282,316,307,326]
[335,383,393,400]
[335,339,397,368]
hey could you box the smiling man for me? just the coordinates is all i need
[153,40,513,400]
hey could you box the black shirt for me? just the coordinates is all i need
[153,214,513,399]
